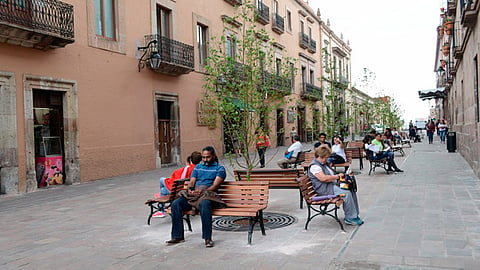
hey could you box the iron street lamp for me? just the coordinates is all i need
[137,40,161,72]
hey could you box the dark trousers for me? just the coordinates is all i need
[373,151,399,170]
[170,196,213,240]
[257,147,266,166]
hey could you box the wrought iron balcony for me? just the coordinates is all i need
[272,13,284,34]
[224,0,242,5]
[0,0,74,49]
[461,0,479,27]
[255,2,269,25]
[299,32,309,49]
[301,82,322,100]
[308,38,316,53]
[263,71,291,94]
[144,34,194,76]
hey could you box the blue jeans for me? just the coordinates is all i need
[158,177,171,212]
[373,151,398,170]
[333,185,359,219]
[439,130,446,142]
[170,196,213,240]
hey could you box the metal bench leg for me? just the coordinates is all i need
[304,204,313,230]
[147,203,155,225]
[258,210,266,236]
[248,217,254,245]
[299,189,303,209]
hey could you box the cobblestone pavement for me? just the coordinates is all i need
[1,138,479,269]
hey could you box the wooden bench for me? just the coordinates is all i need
[365,150,390,175]
[302,151,315,172]
[331,149,353,173]
[401,139,411,147]
[234,168,304,208]
[346,141,365,170]
[296,175,345,231]
[172,180,269,245]
[144,178,191,228]
[285,151,307,169]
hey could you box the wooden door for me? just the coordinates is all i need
[158,119,172,163]
[276,109,284,146]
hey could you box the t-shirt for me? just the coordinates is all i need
[438,123,447,131]
[371,139,383,151]
[310,164,335,176]
[287,141,303,158]
[332,144,346,161]
[191,161,226,188]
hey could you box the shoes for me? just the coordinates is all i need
[344,217,364,226]
[165,238,185,245]
[386,168,394,172]
[260,165,265,168]
[152,211,166,218]
[352,217,364,225]
[154,192,160,198]
[394,169,404,172]
[205,238,214,248]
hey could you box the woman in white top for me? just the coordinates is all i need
[438,119,448,144]
[328,135,346,166]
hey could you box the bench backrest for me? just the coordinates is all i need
[234,169,302,188]
[303,152,315,166]
[217,181,269,209]
[346,141,364,159]
[297,175,343,205]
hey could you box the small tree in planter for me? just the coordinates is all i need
[202,0,296,172]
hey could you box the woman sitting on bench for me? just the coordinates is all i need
[308,145,364,226]
[327,135,346,167]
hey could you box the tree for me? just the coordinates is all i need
[202,1,295,171]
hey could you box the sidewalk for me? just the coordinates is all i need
[1,139,479,269]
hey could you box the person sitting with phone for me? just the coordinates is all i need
[277,135,302,168]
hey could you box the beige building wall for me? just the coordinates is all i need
[0,0,349,194]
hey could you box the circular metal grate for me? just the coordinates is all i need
[212,212,297,232]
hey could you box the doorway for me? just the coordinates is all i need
[157,100,174,164]
[276,109,284,146]
[297,106,305,142]
[33,90,65,188]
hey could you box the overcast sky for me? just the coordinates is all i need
[308,0,443,125]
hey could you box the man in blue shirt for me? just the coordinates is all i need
[166,146,226,248]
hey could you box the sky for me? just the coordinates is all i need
[307,0,443,125]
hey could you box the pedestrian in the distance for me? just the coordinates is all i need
[255,128,271,168]
[426,119,436,144]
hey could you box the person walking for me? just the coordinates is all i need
[426,119,436,144]
[438,119,448,144]
[290,126,297,144]
[255,128,271,168]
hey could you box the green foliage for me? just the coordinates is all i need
[202,0,296,171]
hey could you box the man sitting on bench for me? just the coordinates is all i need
[166,146,226,248]
[277,135,303,168]
[364,134,404,173]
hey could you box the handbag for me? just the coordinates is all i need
[285,150,294,159]
[338,174,357,192]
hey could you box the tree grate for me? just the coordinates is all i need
[212,212,297,232]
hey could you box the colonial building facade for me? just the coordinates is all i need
[0,0,356,194]
[431,1,480,177]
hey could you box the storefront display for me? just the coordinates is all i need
[35,136,63,187]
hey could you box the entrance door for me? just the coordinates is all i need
[276,109,284,146]
[297,106,305,142]
[33,90,64,188]
[157,100,173,164]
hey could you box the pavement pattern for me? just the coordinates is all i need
[1,137,480,270]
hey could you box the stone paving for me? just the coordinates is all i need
[1,137,480,269]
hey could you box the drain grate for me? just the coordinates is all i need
[212,212,297,232]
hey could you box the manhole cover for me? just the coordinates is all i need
[212,212,297,231]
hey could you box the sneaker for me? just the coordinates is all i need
[353,217,364,225]
[344,218,358,226]
[154,192,161,198]
[152,211,166,218]
[394,169,404,173]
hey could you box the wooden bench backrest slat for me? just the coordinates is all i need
[234,169,301,186]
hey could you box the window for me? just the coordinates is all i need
[309,69,314,84]
[290,62,295,89]
[308,26,312,39]
[300,20,304,34]
[273,0,278,14]
[286,10,292,32]
[157,5,171,37]
[226,36,236,59]
[197,23,208,66]
[275,58,282,75]
[95,0,115,40]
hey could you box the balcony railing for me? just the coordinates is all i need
[145,34,194,76]
[255,2,269,24]
[0,0,74,49]
[461,0,478,27]
[264,71,291,94]
[224,0,242,6]
[272,13,284,34]
[302,82,322,100]
[299,32,309,49]
[308,39,316,53]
